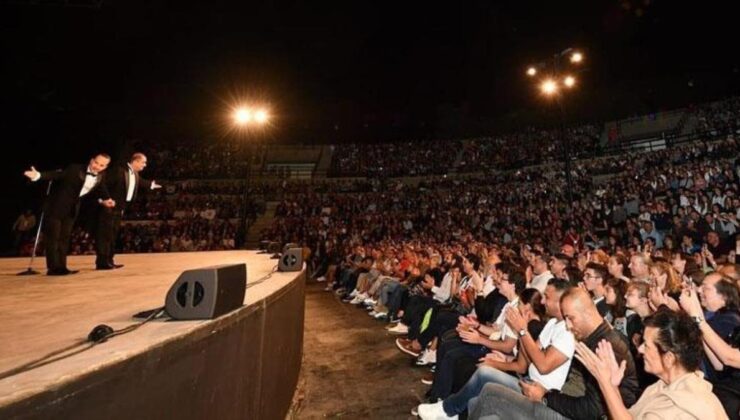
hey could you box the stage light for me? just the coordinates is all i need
[527,67,537,77]
[540,79,558,96]
[570,52,583,64]
[254,109,269,124]
[234,108,252,124]
[563,75,576,88]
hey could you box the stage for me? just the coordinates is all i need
[0,251,306,419]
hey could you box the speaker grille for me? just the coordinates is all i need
[193,282,205,307]
[176,282,188,307]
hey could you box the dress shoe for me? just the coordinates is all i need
[112,263,124,269]
[96,264,114,270]
[62,269,79,275]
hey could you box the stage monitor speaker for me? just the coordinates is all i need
[165,263,247,320]
[279,247,303,272]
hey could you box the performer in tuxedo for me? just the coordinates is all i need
[23,153,116,275]
[95,152,161,269]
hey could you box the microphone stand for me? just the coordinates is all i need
[18,180,52,276]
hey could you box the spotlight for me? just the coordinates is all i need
[526,67,537,77]
[570,52,583,64]
[234,108,252,124]
[563,75,576,88]
[254,109,269,124]
[540,79,558,95]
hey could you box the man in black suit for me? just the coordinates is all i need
[95,152,161,269]
[24,153,116,275]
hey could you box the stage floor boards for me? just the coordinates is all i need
[0,251,295,406]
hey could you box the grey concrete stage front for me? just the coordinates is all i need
[0,251,305,419]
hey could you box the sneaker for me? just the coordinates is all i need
[396,338,421,357]
[417,400,457,420]
[430,365,436,373]
[348,289,358,298]
[349,295,365,305]
[373,311,388,319]
[316,276,326,282]
[387,323,409,335]
[388,316,401,324]
[363,297,377,306]
[334,287,346,296]
[420,372,434,385]
[410,406,419,417]
[416,349,437,366]
[323,284,333,291]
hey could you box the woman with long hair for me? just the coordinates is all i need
[647,261,683,311]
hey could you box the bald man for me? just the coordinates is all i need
[468,289,639,420]
[95,153,160,269]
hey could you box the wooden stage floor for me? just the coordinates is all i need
[0,251,298,408]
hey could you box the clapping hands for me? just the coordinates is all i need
[574,340,626,388]
[23,166,40,181]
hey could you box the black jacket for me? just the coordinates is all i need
[544,321,640,420]
[104,164,153,209]
[40,164,110,219]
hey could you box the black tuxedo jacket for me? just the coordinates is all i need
[104,164,153,208]
[40,164,111,219]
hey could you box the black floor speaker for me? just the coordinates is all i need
[279,247,303,272]
[165,263,247,320]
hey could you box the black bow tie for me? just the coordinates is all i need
[86,172,97,178]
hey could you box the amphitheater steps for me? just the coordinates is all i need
[245,201,279,248]
[450,141,466,172]
[313,145,334,176]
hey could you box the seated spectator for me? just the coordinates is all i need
[575,309,728,420]
[416,278,574,419]
[606,277,630,335]
[465,288,639,420]
[698,272,740,417]
[582,262,610,318]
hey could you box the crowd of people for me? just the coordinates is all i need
[314,227,738,418]
[329,139,462,177]
[325,98,740,178]
[285,128,739,418]
[61,179,262,255]
[695,97,740,137]
[67,218,240,254]
[144,142,262,180]
[327,124,602,177]
[266,137,738,256]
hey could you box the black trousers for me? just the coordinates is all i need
[43,217,75,271]
[95,207,123,266]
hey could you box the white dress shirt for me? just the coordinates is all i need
[126,164,136,202]
[79,167,98,197]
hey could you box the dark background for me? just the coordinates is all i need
[1,0,738,251]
